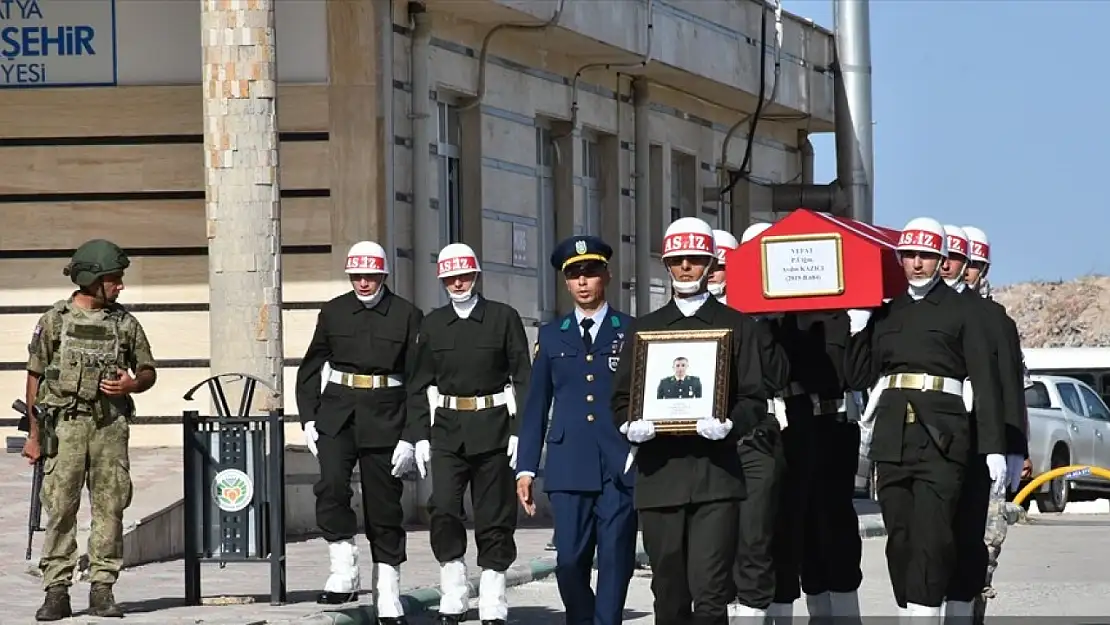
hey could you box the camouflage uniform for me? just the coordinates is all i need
[27,240,156,621]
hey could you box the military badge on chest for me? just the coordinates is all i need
[609,331,624,372]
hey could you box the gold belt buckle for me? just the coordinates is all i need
[454,396,478,411]
[346,374,380,389]
[893,373,924,390]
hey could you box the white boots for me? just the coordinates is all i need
[942,599,975,625]
[478,569,508,621]
[438,560,509,622]
[375,563,404,619]
[322,539,360,600]
[900,603,943,624]
[727,602,766,624]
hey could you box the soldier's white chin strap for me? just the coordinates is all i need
[447,285,475,304]
[670,260,713,296]
[354,282,386,308]
[707,280,725,299]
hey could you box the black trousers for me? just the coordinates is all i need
[641,500,739,625]
[733,427,785,609]
[429,446,517,571]
[876,422,965,608]
[773,417,863,602]
[947,455,991,601]
[314,424,406,566]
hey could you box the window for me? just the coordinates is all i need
[581,136,601,235]
[536,125,557,320]
[437,101,462,245]
[1025,382,1051,410]
[1058,383,1084,414]
[1079,385,1110,421]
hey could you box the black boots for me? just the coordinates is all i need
[87,582,124,618]
[34,586,72,622]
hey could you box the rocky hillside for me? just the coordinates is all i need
[992,275,1110,348]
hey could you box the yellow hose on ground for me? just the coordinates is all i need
[1011,464,1110,507]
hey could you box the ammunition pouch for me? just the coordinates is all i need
[36,408,61,459]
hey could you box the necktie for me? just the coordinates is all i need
[580,318,595,352]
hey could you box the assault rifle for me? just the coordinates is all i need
[13,399,45,560]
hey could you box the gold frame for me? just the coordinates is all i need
[759,232,846,298]
[627,328,733,435]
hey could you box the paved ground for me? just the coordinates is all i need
[6,448,1110,623]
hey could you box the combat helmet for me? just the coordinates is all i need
[63,239,130,287]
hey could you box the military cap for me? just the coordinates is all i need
[550,235,613,272]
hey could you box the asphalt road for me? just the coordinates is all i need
[399,513,1110,623]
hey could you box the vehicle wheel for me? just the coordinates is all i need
[1035,448,1070,513]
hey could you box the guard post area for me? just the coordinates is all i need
[181,374,288,606]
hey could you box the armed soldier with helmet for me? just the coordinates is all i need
[23,239,158,622]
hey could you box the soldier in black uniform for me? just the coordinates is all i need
[612,218,769,625]
[295,241,424,624]
[938,225,1028,621]
[657,357,703,398]
[843,217,1007,619]
[405,243,532,625]
[715,224,792,621]
[768,310,863,621]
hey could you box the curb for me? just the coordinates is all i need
[296,517,884,624]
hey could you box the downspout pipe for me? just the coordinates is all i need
[633,77,652,315]
[409,2,434,309]
[833,0,874,223]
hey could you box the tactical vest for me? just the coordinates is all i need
[43,300,126,410]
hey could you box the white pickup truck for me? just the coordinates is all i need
[1022,374,1110,513]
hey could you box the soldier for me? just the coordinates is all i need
[657,357,703,398]
[294,241,424,622]
[406,243,532,625]
[844,217,1008,619]
[721,223,791,621]
[766,309,863,622]
[612,217,770,625]
[952,225,1031,624]
[23,239,157,621]
[516,235,637,625]
[706,228,738,304]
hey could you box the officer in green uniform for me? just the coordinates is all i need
[656,357,703,399]
[22,239,157,621]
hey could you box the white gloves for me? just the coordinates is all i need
[414,440,431,479]
[696,418,733,440]
[847,309,872,335]
[507,435,519,470]
[303,421,319,457]
[390,441,416,478]
[986,453,1008,496]
[619,420,656,444]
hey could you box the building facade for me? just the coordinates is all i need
[0,0,835,438]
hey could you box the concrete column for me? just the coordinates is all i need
[599,135,629,312]
[631,77,651,316]
[552,122,578,316]
[327,0,387,285]
[201,0,284,407]
[458,108,484,260]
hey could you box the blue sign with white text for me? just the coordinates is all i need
[0,0,116,87]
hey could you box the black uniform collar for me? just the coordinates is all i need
[341,287,393,315]
[891,279,949,310]
[657,293,726,326]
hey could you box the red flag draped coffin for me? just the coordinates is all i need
[724,209,907,314]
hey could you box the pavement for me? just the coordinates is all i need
[4,447,1109,623]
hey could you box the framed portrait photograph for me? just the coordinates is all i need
[627,328,732,435]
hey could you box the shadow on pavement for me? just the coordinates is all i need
[117,589,325,614]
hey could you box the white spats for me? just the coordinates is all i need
[374,563,404,618]
[829,590,861,617]
[478,568,508,621]
[766,601,793,625]
[806,592,831,617]
[727,602,766,624]
[903,602,942,625]
[438,559,469,615]
[323,539,360,594]
[942,599,974,625]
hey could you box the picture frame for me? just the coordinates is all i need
[626,328,733,435]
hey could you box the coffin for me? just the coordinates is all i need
[725,209,906,314]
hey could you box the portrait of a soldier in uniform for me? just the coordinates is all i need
[657,357,703,399]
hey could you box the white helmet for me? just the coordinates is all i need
[662,217,716,260]
[942,224,969,259]
[662,218,715,296]
[436,243,482,279]
[345,241,389,275]
[740,222,773,244]
[711,229,740,265]
[962,226,990,264]
[896,217,948,257]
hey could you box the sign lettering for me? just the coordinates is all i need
[0,0,116,87]
[761,236,844,298]
[897,229,940,252]
[438,256,477,275]
[946,235,968,256]
[970,241,989,260]
[345,255,384,271]
[663,233,711,255]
